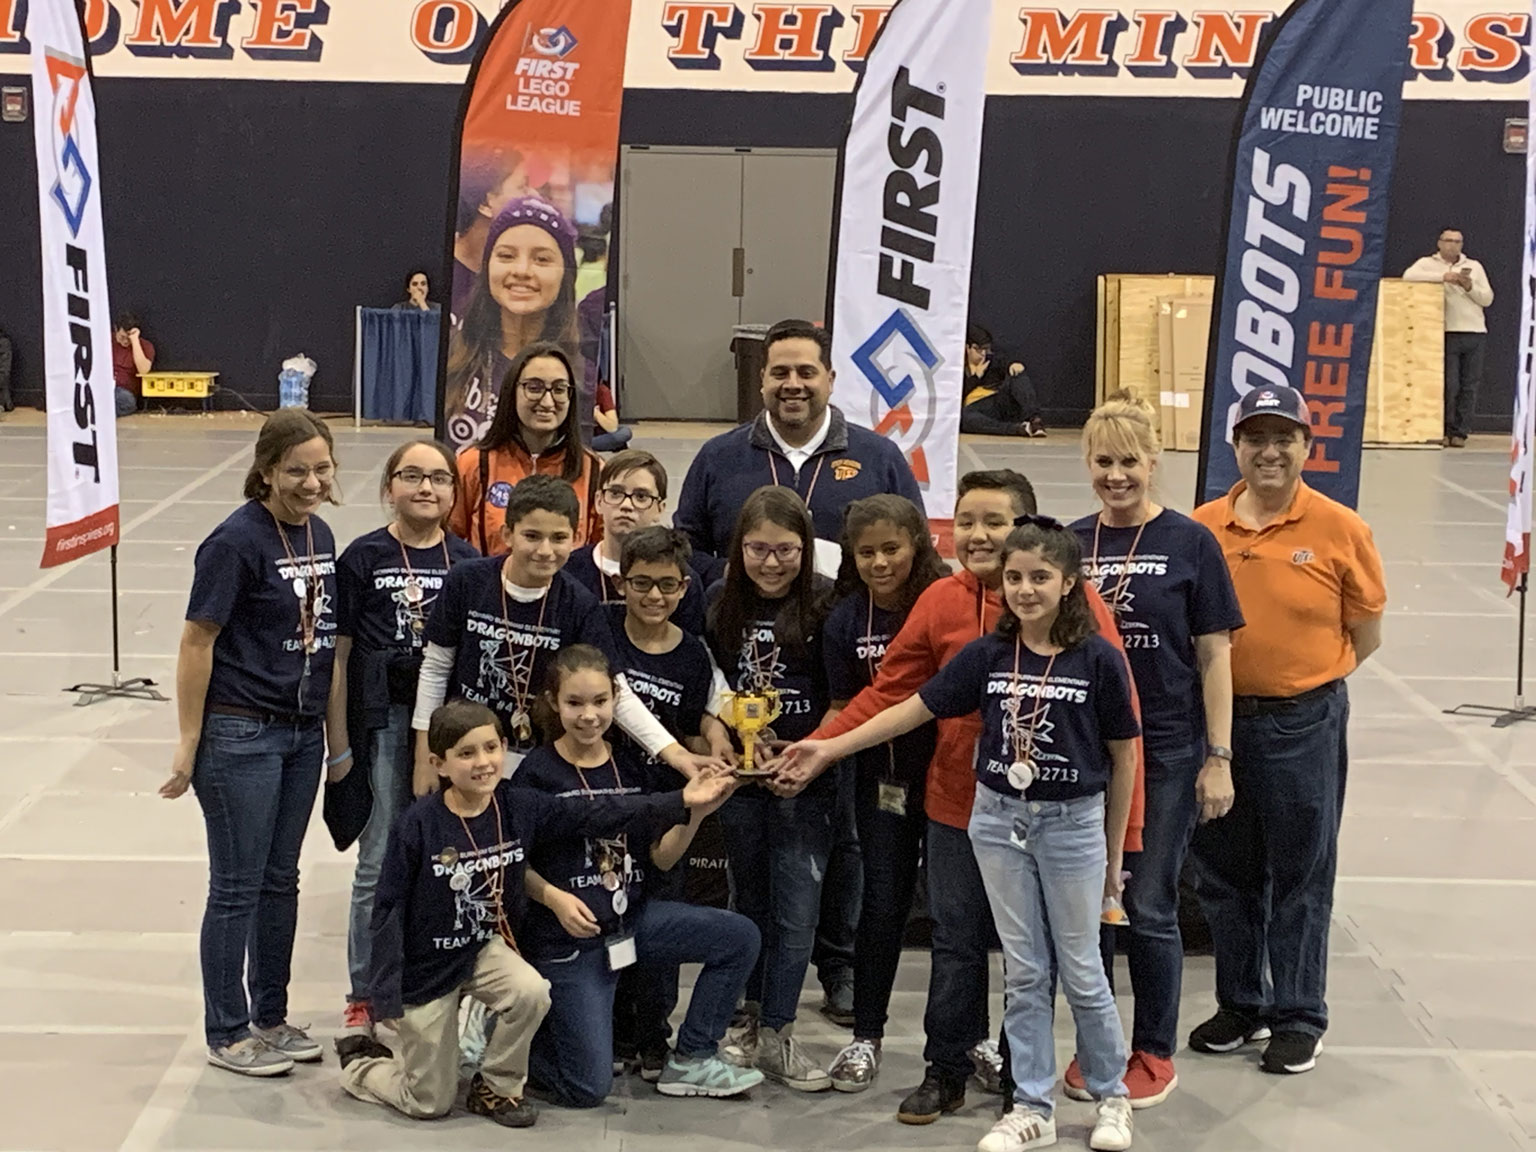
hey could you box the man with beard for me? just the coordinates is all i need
[676,318,923,581]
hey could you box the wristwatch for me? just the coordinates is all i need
[1207,745,1233,762]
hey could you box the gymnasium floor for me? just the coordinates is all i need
[1,411,1533,1152]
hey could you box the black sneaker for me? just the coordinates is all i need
[1260,1031,1322,1075]
[639,1041,670,1083]
[897,1070,966,1125]
[613,1042,639,1076]
[1188,1009,1272,1054]
[466,1072,539,1128]
[820,979,855,1028]
[333,1034,393,1069]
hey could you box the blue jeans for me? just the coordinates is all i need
[115,386,137,417]
[590,427,633,453]
[613,862,686,1054]
[718,785,835,1031]
[851,764,926,1039]
[346,705,413,1002]
[923,818,993,1082]
[969,787,1127,1117]
[1119,743,1201,1057]
[813,762,861,990]
[529,899,760,1106]
[1192,682,1348,1038]
[192,711,324,1048]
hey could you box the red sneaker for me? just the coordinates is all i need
[342,1000,373,1034]
[1063,1055,1092,1101]
[1124,1051,1178,1109]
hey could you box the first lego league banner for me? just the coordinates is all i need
[30,0,121,569]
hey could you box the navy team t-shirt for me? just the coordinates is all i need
[919,632,1140,801]
[186,500,338,717]
[424,559,611,753]
[565,544,708,636]
[822,591,937,787]
[337,526,478,653]
[604,603,714,764]
[511,741,674,957]
[706,583,829,746]
[1070,510,1244,756]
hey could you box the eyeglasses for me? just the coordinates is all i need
[743,541,803,563]
[520,379,571,400]
[392,467,455,489]
[600,485,659,510]
[1238,431,1304,449]
[623,575,685,595]
[281,463,335,482]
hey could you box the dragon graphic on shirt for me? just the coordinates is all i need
[738,644,787,695]
[1001,696,1056,761]
[477,638,531,700]
[452,874,496,935]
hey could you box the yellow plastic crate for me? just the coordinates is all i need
[140,372,218,399]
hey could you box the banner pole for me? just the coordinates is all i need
[64,545,168,707]
[1445,572,1534,728]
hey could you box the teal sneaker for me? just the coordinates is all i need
[656,1051,765,1098]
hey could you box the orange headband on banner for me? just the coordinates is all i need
[439,0,632,452]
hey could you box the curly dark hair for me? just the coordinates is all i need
[828,494,950,616]
[995,521,1097,649]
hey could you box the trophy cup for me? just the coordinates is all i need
[719,688,782,776]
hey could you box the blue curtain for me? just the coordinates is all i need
[360,307,439,423]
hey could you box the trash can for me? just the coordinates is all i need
[731,323,771,423]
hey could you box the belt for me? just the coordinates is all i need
[1232,679,1340,718]
[207,703,322,727]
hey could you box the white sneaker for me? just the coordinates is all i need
[1090,1097,1134,1151]
[757,1024,831,1092]
[978,1108,1057,1152]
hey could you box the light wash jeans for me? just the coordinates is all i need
[968,786,1127,1117]
[347,705,414,1001]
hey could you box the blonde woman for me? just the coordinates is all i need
[1061,394,1244,1108]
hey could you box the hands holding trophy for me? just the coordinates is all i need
[717,688,782,776]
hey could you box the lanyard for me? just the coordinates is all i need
[572,751,632,922]
[1008,639,1057,770]
[1090,514,1149,618]
[499,575,550,745]
[766,450,826,511]
[455,792,519,953]
[396,530,453,636]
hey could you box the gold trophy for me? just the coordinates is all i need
[719,689,782,776]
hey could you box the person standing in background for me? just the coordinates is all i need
[393,271,438,312]
[1402,227,1493,447]
[113,312,156,418]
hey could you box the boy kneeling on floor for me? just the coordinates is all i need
[336,700,733,1127]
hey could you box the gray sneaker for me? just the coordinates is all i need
[207,1037,295,1077]
[721,1003,760,1068]
[757,1024,831,1092]
[829,1038,880,1093]
[250,1022,323,1063]
[656,1052,764,1098]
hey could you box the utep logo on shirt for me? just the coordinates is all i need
[1292,549,1315,565]
[832,458,862,482]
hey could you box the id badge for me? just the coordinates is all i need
[1008,815,1029,851]
[876,782,907,816]
[606,933,637,972]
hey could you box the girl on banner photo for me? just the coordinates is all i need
[444,196,581,450]
[450,150,545,321]
[328,439,479,1040]
[448,342,603,556]
[159,409,345,1079]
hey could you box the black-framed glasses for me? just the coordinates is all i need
[623,575,686,595]
[520,379,571,400]
[600,485,659,510]
[392,468,455,488]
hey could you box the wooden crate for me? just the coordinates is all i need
[1363,280,1443,445]
[1095,274,1215,407]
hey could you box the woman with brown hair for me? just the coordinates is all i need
[443,197,581,450]
[159,409,347,1078]
[448,341,603,556]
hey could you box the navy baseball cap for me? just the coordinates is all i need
[1233,385,1310,433]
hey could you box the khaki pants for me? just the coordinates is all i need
[342,938,551,1118]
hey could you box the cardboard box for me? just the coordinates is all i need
[1173,389,1204,452]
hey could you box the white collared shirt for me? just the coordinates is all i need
[766,408,832,475]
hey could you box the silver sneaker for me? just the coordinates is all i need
[721,1004,760,1068]
[970,1038,1005,1094]
[250,1022,323,1063]
[828,1038,881,1093]
[757,1024,831,1092]
[207,1036,294,1077]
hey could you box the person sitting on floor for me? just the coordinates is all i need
[113,313,156,417]
[962,324,1044,439]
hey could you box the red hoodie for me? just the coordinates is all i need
[817,569,1146,851]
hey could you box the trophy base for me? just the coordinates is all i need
[733,765,777,778]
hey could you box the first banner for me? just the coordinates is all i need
[31,0,120,568]
[1197,0,1413,508]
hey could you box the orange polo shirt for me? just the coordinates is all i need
[1192,480,1386,698]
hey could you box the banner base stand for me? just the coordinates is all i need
[65,673,169,708]
[1442,700,1536,729]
